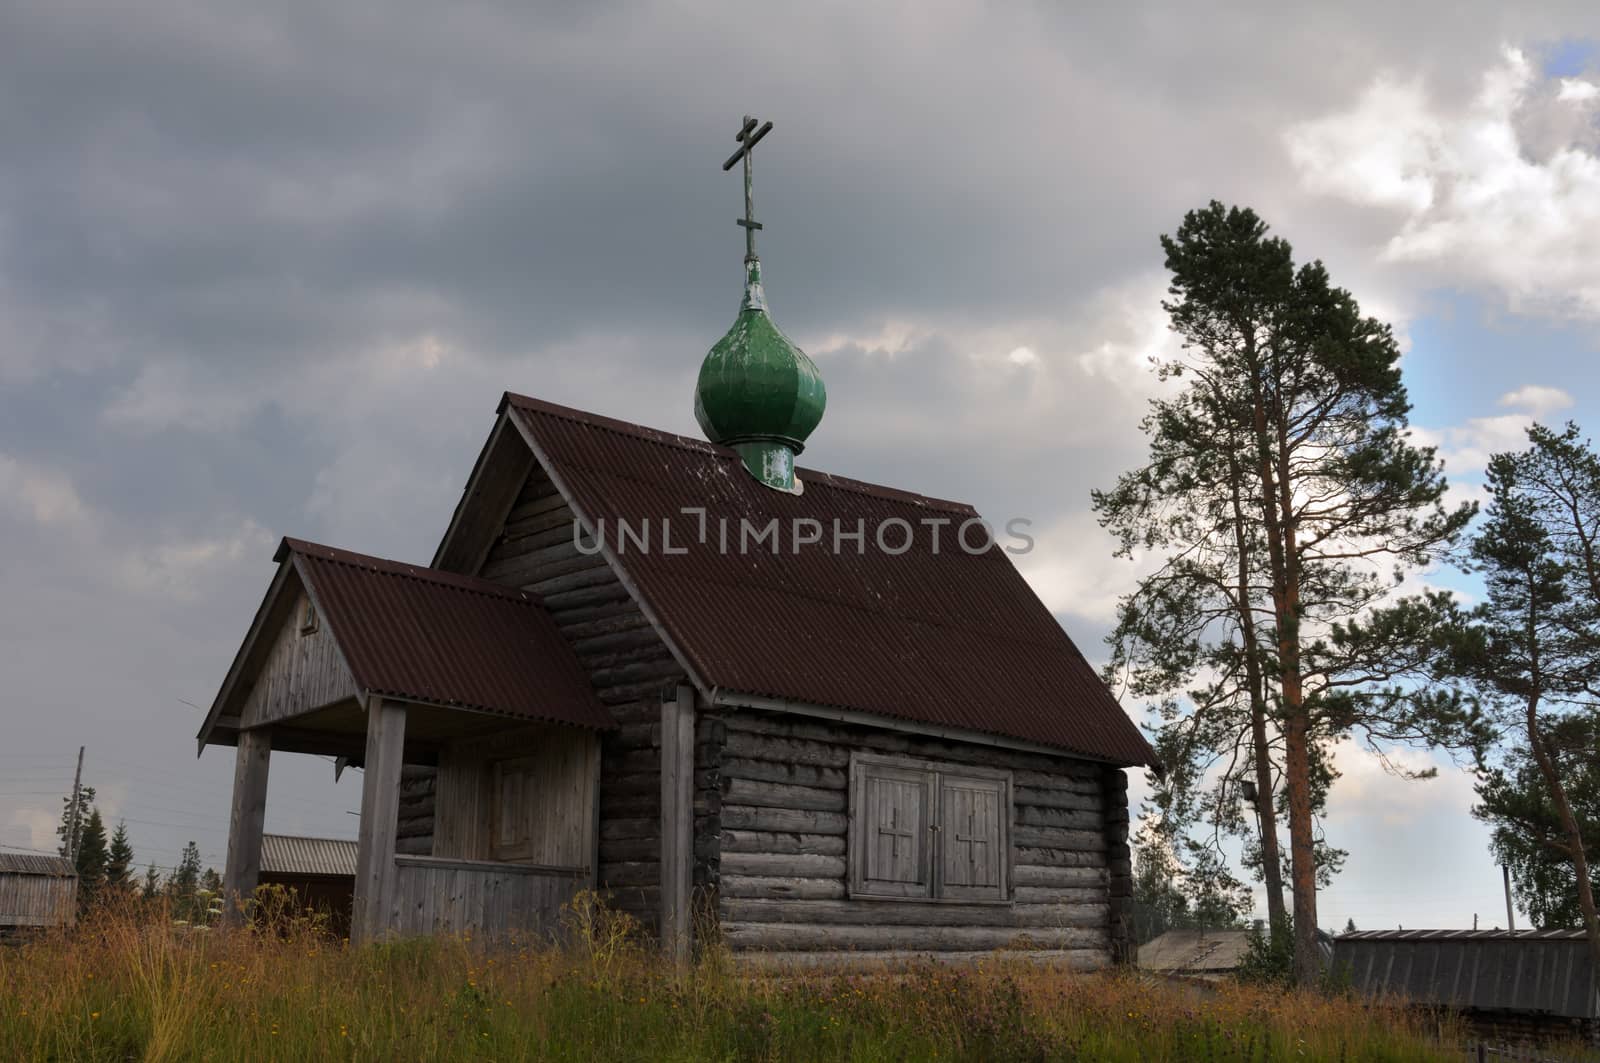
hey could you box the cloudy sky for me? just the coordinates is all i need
[2,2,1598,931]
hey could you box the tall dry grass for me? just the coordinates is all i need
[0,891,1585,1061]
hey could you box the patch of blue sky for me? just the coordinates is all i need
[1402,288,1600,439]
[1539,38,1597,79]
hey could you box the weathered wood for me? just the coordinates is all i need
[1012,826,1107,851]
[1011,886,1107,906]
[353,699,406,945]
[719,711,1100,775]
[722,731,851,769]
[0,871,78,929]
[720,852,847,878]
[599,861,660,888]
[660,684,694,962]
[1011,864,1107,889]
[504,489,568,523]
[720,778,846,812]
[221,728,271,921]
[1013,787,1103,812]
[389,857,585,938]
[720,922,1109,952]
[720,899,1110,928]
[545,582,634,613]
[721,757,847,791]
[432,725,597,866]
[1016,806,1104,831]
[528,564,617,597]
[574,628,667,659]
[735,948,1110,971]
[721,830,846,856]
[1011,769,1105,793]
[599,817,659,841]
[1015,846,1107,869]
[238,587,359,728]
[720,806,848,835]
[719,875,847,900]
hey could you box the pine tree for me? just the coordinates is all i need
[142,862,163,901]
[170,841,202,921]
[1108,202,1484,984]
[56,785,96,858]
[106,820,135,894]
[1456,424,1600,971]
[74,809,109,911]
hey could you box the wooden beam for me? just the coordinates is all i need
[221,728,271,923]
[659,683,694,962]
[353,698,407,945]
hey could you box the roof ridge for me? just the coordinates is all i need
[502,391,977,515]
[279,538,542,606]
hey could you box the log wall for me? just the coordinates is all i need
[702,710,1117,968]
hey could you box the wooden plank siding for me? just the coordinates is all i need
[388,856,586,938]
[429,463,685,935]
[238,587,359,729]
[703,710,1117,967]
[0,873,77,930]
[431,725,598,868]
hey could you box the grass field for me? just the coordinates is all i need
[0,895,1588,1061]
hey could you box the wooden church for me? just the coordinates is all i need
[197,117,1153,966]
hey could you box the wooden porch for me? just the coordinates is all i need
[226,698,599,944]
[200,539,614,945]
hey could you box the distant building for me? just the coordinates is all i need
[1137,928,1253,980]
[1335,929,1598,1046]
[0,852,77,934]
[258,834,357,936]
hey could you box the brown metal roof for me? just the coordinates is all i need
[1333,929,1598,1019]
[0,852,75,876]
[260,834,358,877]
[504,393,1153,765]
[283,538,614,730]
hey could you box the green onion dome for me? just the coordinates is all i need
[693,259,826,493]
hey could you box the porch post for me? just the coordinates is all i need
[353,698,407,945]
[659,683,695,962]
[221,727,271,924]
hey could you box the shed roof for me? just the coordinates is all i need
[0,852,75,876]
[1333,929,1598,1019]
[283,539,614,730]
[503,393,1153,765]
[260,834,358,877]
[1137,928,1252,974]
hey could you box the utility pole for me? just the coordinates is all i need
[66,746,85,861]
[1502,864,1516,932]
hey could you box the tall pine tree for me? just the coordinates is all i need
[74,809,109,912]
[1108,202,1482,984]
[1457,424,1600,970]
[106,821,135,896]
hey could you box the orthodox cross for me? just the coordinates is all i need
[722,115,773,262]
[953,806,990,880]
[877,806,916,864]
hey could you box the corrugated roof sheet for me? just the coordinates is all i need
[1138,929,1252,973]
[260,834,358,877]
[1333,930,1598,1019]
[0,852,76,876]
[505,393,1153,765]
[283,539,614,730]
